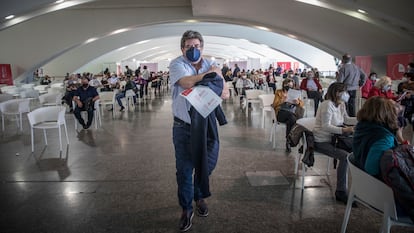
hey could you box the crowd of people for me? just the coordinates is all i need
[23,53,414,230]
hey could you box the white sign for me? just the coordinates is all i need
[181,86,222,118]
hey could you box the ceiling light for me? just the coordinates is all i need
[55,0,64,3]
[255,26,270,31]
[110,28,128,35]
[357,9,367,14]
[136,40,150,45]
[5,15,15,20]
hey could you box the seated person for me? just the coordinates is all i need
[272,78,304,152]
[115,76,137,111]
[352,97,413,218]
[73,77,100,129]
[352,96,399,177]
[313,82,356,204]
[108,73,120,90]
[300,70,323,116]
[89,75,102,88]
[40,75,52,85]
[62,82,78,112]
[368,76,409,143]
[100,74,111,91]
[361,72,377,99]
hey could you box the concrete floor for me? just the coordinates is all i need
[0,89,413,233]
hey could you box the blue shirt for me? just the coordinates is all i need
[169,56,215,124]
[75,86,99,102]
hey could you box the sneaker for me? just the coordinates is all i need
[179,210,194,232]
[196,199,209,217]
[120,106,125,112]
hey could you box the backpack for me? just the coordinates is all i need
[380,144,414,221]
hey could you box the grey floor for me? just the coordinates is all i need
[0,89,413,233]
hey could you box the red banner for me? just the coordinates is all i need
[355,56,371,77]
[387,53,414,80]
[276,62,291,73]
[0,64,13,85]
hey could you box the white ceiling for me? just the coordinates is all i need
[0,0,413,78]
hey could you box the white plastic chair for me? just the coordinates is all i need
[296,117,332,190]
[99,91,115,118]
[226,81,235,98]
[0,93,13,103]
[258,94,275,128]
[73,99,101,130]
[0,98,31,131]
[245,89,266,115]
[341,155,414,233]
[33,85,49,94]
[301,90,314,117]
[27,106,69,153]
[125,89,136,111]
[39,92,62,106]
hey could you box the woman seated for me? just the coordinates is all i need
[353,96,414,220]
[368,76,409,144]
[313,82,356,204]
[299,70,323,116]
[352,96,399,177]
[272,78,304,152]
[361,72,377,99]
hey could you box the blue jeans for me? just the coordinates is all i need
[173,119,217,211]
[314,141,349,192]
[116,92,136,107]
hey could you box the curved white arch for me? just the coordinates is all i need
[43,22,337,76]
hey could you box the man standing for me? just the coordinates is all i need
[232,63,240,95]
[336,53,366,117]
[169,30,229,232]
[141,65,150,96]
[73,77,100,129]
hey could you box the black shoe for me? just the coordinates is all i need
[196,199,209,217]
[120,106,125,112]
[335,191,349,205]
[285,143,291,153]
[179,210,194,232]
[82,124,88,130]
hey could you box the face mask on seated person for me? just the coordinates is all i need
[382,85,391,92]
[283,86,290,91]
[340,91,350,103]
[82,84,89,88]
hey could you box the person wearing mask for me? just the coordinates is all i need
[287,70,300,90]
[361,72,377,99]
[73,77,100,129]
[89,75,102,89]
[115,76,137,111]
[368,76,409,144]
[336,53,366,117]
[272,78,304,152]
[300,70,324,116]
[313,82,357,204]
[169,30,229,232]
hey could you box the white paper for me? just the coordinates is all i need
[181,86,222,118]
[286,89,302,103]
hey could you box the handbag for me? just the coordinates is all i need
[331,133,353,153]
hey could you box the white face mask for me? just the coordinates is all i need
[383,85,391,92]
[340,92,350,103]
[402,77,408,82]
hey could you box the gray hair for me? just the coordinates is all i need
[180,30,204,49]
